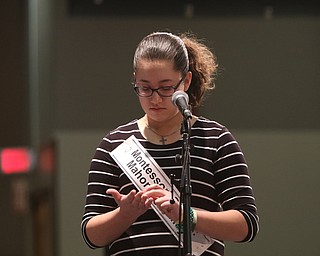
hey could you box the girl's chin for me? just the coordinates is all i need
[146,111,180,123]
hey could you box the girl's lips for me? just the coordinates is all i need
[150,107,165,111]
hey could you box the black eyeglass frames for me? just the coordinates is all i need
[133,77,185,97]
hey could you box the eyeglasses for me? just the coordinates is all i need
[133,77,184,97]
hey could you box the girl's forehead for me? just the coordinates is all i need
[135,60,178,77]
[136,59,174,70]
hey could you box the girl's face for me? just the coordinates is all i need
[134,59,191,124]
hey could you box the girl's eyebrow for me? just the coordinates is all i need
[137,79,174,84]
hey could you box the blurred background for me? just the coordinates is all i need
[1,0,319,255]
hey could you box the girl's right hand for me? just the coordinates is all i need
[107,189,153,219]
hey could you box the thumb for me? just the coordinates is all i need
[106,189,122,204]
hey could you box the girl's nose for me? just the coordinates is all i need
[150,91,163,104]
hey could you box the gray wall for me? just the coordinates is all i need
[55,131,106,256]
[33,1,319,138]
[225,131,320,255]
[53,16,320,133]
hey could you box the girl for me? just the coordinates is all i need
[81,31,259,256]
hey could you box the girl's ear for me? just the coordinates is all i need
[183,71,192,91]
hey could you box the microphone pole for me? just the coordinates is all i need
[180,113,193,256]
[172,91,193,255]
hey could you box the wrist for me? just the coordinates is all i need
[117,207,139,223]
[175,207,198,232]
[174,205,183,224]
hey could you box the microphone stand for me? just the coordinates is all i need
[179,115,193,256]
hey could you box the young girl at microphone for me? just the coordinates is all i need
[81,31,259,256]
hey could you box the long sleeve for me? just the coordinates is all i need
[81,136,121,248]
[213,126,259,242]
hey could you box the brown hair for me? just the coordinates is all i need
[133,32,218,108]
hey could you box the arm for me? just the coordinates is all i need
[195,209,248,242]
[81,135,153,248]
[85,206,135,247]
[210,127,259,242]
[144,186,249,242]
[85,189,153,247]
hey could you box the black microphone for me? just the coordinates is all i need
[172,91,192,119]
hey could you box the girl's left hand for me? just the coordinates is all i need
[142,184,180,222]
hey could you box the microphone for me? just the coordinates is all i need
[172,91,192,119]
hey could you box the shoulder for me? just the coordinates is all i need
[107,119,140,139]
[193,116,238,144]
[193,116,226,133]
[98,120,140,150]
[110,119,139,133]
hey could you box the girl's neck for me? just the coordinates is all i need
[138,114,198,145]
[144,114,183,134]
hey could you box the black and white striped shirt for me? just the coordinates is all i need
[81,117,259,256]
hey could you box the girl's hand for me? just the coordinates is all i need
[142,184,180,222]
[107,188,153,219]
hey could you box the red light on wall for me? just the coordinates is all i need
[1,148,32,174]
[39,141,55,173]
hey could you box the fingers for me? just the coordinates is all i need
[106,189,136,206]
[141,186,177,215]
[107,189,152,212]
[106,188,122,203]
[157,202,179,222]
[107,187,177,220]
[142,184,163,192]
[143,188,169,199]
[133,191,147,208]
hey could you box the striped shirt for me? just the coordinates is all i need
[81,117,259,256]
